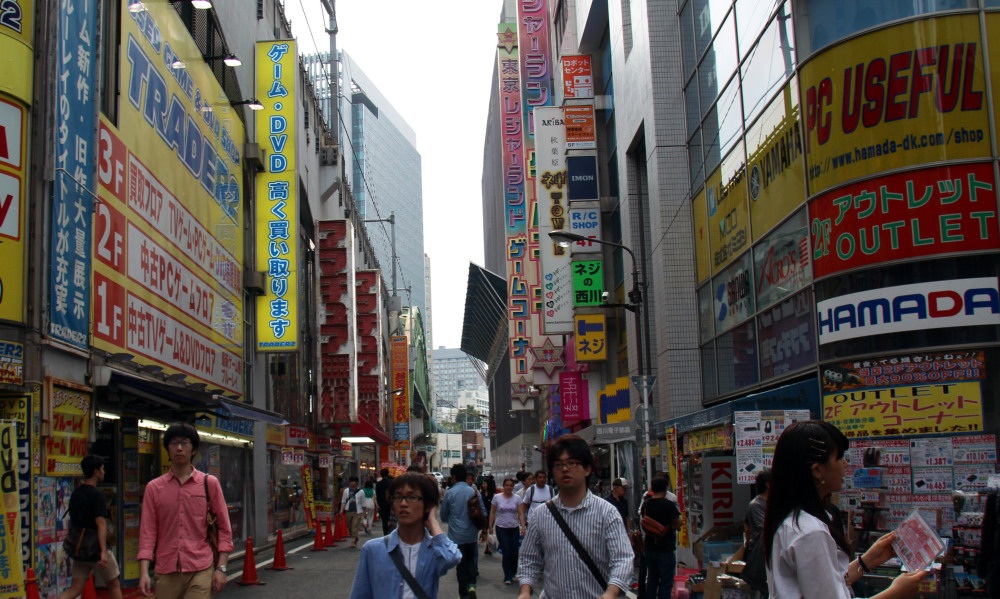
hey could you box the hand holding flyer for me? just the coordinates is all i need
[892,509,946,572]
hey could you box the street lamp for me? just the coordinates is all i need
[548,229,655,489]
[364,211,398,297]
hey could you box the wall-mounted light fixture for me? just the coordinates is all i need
[190,0,212,8]
[207,53,242,67]
[233,99,264,111]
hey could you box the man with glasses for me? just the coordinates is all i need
[137,423,233,598]
[518,434,633,599]
[440,463,486,599]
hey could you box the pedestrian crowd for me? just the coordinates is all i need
[56,420,939,599]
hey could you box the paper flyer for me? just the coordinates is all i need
[893,508,946,572]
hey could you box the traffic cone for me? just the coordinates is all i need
[81,573,98,599]
[24,568,41,599]
[334,512,348,541]
[311,520,327,551]
[325,517,336,546]
[235,536,266,585]
[268,529,293,571]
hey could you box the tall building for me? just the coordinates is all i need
[304,50,427,320]
[432,347,489,418]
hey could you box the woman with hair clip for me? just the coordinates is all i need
[764,420,926,598]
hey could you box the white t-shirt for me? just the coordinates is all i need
[341,487,365,513]
[398,539,421,599]
[523,484,553,520]
[492,493,523,529]
[767,510,851,599]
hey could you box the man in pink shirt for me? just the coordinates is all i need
[138,423,233,598]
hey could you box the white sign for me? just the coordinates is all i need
[535,107,574,335]
[567,204,602,254]
[817,277,1000,344]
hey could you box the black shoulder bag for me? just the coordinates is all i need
[384,537,431,599]
[738,529,767,591]
[545,500,608,590]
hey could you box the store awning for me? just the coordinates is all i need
[97,369,220,422]
[216,398,287,425]
[343,418,392,446]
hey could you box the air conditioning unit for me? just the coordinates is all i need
[243,142,265,172]
[243,270,266,296]
[320,146,338,166]
[321,132,336,148]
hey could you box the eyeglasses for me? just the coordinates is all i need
[391,495,424,504]
[168,439,192,447]
[552,459,583,470]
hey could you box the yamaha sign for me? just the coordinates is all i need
[817,277,1000,344]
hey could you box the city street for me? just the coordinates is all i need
[216,527,517,599]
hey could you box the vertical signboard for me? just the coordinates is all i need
[391,336,410,450]
[256,40,299,351]
[559,370,590,420]
[50,0,97,348]
[497,25,533,391]
[45,382,91,476]
[562,55,594,99]
[93,2,245,395]
[0,421,24,598]
[564,105,597,149]
[534,107,573,334]
[0,98,25,324]
[572,260,603,306]
[0,394,32,575]
[574,313,607,361]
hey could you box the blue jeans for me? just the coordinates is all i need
[645,550,676,599]
[496,526,520,581]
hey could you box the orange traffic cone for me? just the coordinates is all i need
[24,568,41,599]
[268,529,293,571]
[335,512,348,541]
[311,520,327,551]
[325,517,336,546]
[235,536,266,585]
[81,573,98,599]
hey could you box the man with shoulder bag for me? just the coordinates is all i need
[641,477,682,599]
[518,435,634,599]
[59,455,122,599]
[137,423,233,598]
[341,476,366,548]
[441,464,486,599]
[739,469,770,597]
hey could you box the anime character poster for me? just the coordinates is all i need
[36,478,56,544]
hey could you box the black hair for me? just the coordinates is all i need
[502,477,517,487]
[482,477,496,495]
[450,463,467,482]
[763,420,850,567]
[349,476,359,483]
[407,464,425,473]
[651,476,668,493]
[389,472,440,508]
[81,455,105,479]
[612,478,624,487]
[754,469,772,495]
[162,422,200,451]
[364,479,374,489]
[515,471,528,483]
[380,468,390,477]
[546,434,595,472]
[534,469,547,478]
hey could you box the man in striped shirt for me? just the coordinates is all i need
[518,434,634,599]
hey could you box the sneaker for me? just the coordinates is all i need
[504,579,513,585]
[468,586,477,599]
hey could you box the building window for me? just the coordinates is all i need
[100,0,122,124]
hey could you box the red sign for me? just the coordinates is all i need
[285,424,309,448]
[559,370,590,421]
[564,105,596,149]
[562,55,593,99]
[809,163,999,277]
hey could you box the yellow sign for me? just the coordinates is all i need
[685,425,730,453]
[574,313,607,361]
[256,40,299,351]
[598,377,630,424]
[46,383,91,476]
[391,336,410,449]
[94,1,246,395]
[707,144,749,273]
[0,422,25,598]
[823,381,983,439]
[0,96,26,323]
[266,423,285,445]
[0,0,33,105]
[747,81,805,239]
[799,14,990,197]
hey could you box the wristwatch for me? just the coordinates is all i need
[216,565,227,573]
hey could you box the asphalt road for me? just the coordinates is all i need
[220,527,520,599]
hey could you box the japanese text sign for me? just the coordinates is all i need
[50,0,97,349]
[574,313,606,361]
[562,55,593,99]
[46,383,91,475]
[559,370,589,421]
[0,98,26,324]
[564,105,596,149]
[391,336,410,450]
[809,163,998,278]
[256,40,299,351]
[535,107,574,334]
[0,341,23,385]
[824,382,983,439]
[572,260,603,306]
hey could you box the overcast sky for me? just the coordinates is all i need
[283,0,503,350]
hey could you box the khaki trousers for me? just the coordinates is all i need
[154,567,214,599]
[345,511,363,544]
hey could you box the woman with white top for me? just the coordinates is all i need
[764,420,926,599]
[488,478,525,585]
